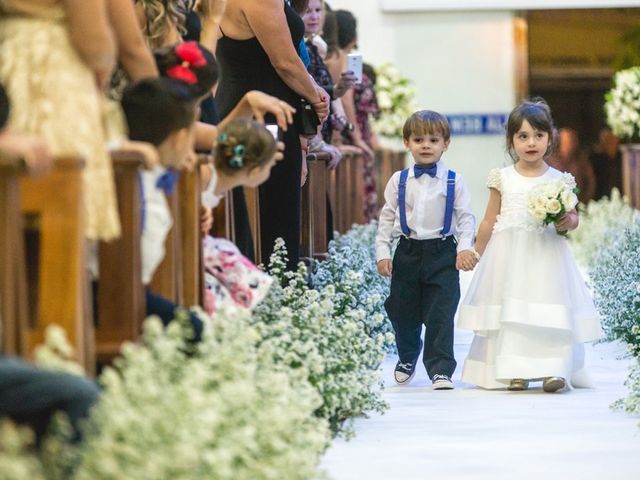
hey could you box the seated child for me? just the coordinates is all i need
[200,118,282,316]
[121,77,204,340]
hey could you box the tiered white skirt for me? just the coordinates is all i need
[458,227,602,389]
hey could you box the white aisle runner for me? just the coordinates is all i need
[320,273,640,480]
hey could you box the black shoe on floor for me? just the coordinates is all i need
[394,361,416,385]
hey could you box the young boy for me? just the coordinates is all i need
[376,110,478,390]
[121,77,202,340]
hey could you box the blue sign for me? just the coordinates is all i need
[446,113,508,136]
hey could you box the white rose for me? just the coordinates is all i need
[546,198,562,215]
[534,196,548,211]
[532,207,547,221]
[560,190,578,210]
[377,92,392,110]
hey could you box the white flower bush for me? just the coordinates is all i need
[590,216,640,349]
[569,189,638,267]
[373,63,416,140]
[253,239,389,438]
[4,310,329,480]
[312,222,395,354]
[605,66,640,142]
[71,311,328,480]
[0,421,46,480]
[611,359,640,428]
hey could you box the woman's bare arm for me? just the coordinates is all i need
[64,0,116,84]
[107,0,158,81]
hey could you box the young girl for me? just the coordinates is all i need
[201,118,282,316]
[459,99,602,393]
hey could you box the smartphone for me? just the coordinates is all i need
[266,124,279,141]
[347,53,363,84]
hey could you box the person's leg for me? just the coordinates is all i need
[384,238,423,364]
[0,358,99,443]
[421,237,459,379]
[145,289,203,342]
[259,128,302,270]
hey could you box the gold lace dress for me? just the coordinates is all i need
[0,0,120,240]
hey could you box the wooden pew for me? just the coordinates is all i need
[149,155,209,307]
[19,156,91,371]
[95,150,146,362]
[375,149,407,210]
[330,147,365,234]
[301,151,330,261]
[0,153,29,356]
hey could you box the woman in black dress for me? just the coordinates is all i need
[216,0,329,269]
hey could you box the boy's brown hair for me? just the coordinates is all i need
[402,110,451,141]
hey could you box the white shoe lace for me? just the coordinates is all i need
[397,362,413,371]
[433,374,450,382]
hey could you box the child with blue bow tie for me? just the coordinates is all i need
[375,110,478,390]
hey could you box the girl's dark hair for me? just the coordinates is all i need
[322,8,339,57]
[0,83,9,130]
[335,9,357,50]
[290,0,310,14]
[506,97,558,162]
[215,119,277,175]
[154,41,218,98]
[363,63,376,85]
[121,77,197,146]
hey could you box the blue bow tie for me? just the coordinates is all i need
[156,170,180,195]
[414,163,438,179]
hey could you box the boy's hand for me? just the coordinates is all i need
[377,259,392,277]
[456,250,478,271]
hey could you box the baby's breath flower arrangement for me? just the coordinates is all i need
[373,63,416,141]
[312,222,395,353]
[569,188,638,267]
[0,421,46,480]
[590,216,640,424]
[605,66,640,142]
[69,310,328,480]
[253,239,389,438]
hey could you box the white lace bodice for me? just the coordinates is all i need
[489,165,562,233]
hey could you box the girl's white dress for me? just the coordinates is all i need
[458,165,602,389]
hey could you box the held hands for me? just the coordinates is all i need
[377,259,392,277]
[456,249,479,272]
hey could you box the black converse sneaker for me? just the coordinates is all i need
[432,374,454,390]
[394,361,416,385]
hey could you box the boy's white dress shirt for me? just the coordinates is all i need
[141,165,173,285]
[375,161,476,262]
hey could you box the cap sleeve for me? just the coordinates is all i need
[486,168,502,192]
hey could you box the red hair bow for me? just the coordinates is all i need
[175,41,207,68]
[166,65,198,85]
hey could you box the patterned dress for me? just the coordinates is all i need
[353,73,380,222]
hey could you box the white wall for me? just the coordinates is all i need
[330,0,517,218]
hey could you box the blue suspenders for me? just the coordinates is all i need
[398,168,456,237]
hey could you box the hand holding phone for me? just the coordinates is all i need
[347,53,363,84]
[266,124,279,141]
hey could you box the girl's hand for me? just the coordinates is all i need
[245,91,296,132]
[333,71,357,99]
[377,259,392,277]
[324,144,343,170]
[201,205,213,234]
[555,211,579,233]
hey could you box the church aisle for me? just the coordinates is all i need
[320,335,639,480]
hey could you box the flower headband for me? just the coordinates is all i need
[166,41,207,86]
[218,133,246,169]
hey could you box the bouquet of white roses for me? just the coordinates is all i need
[605,66,640,142]
[373,63,416,140]
[527,173,579,235]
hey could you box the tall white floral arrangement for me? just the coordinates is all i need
[373,63,416,143]
[605,66,640,142]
